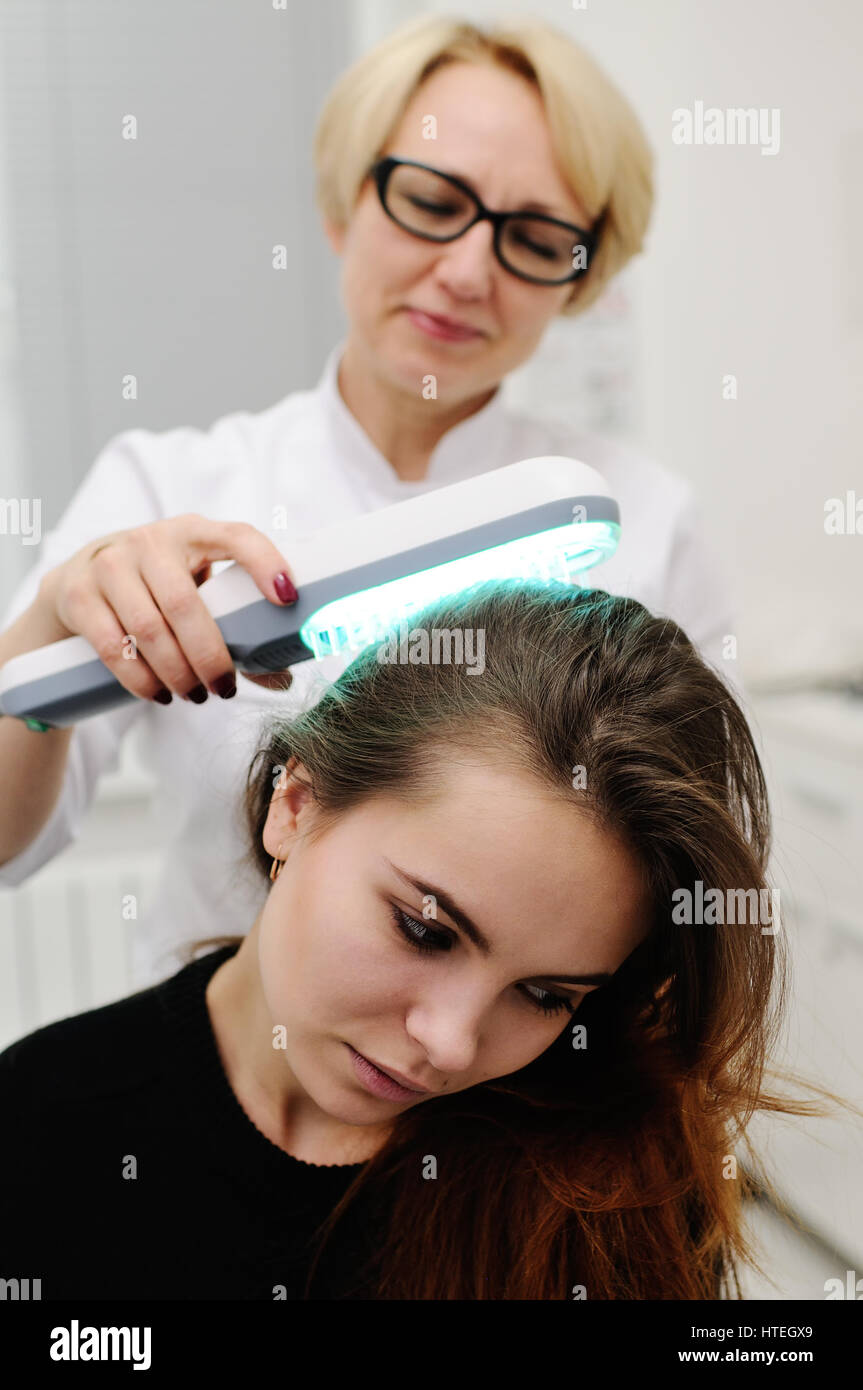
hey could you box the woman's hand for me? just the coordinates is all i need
[35,514,298,704]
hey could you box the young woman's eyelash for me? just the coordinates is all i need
[389,905,578,1018]
[391,904,448,955]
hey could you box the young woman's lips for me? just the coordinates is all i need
[405,308,481,342]
[346,1045,428,1100]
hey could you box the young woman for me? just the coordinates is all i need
[0,580,829,1300]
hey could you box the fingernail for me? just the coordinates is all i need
[184,683,208,703]
[152,688,173,705]
[211,673,237,699]
[274,572,298,604]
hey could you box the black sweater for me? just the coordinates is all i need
[0,945,385,1300]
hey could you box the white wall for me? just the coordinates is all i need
[360,0,863,687]
[0,0,356,598]
[0,12,29,608]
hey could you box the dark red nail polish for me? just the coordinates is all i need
[211,673,237,699]
[152,688,173,705]
[274,572,298,604]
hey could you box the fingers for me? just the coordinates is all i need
[93,544,232,699]
[47,516,300,710]
[166,516,298,608]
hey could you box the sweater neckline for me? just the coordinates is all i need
[154,944,367,1178]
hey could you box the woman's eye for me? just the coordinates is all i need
[520,984,577,1017]
[390,906,577,1017]
[408,196,459,216]
[391,904,451,954]
[512,231,557,260]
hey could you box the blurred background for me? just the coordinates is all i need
[0,0,861,1299]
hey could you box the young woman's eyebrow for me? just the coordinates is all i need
[381,856,614,988]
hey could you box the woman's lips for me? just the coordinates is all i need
[405,307,481,342]
[347,1045,427,1100]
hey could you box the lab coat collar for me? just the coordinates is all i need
[317,338,509,495]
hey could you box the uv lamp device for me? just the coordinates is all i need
[0,455,620,729]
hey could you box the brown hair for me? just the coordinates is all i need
[194,579,844,1298]
[313,14,654,317]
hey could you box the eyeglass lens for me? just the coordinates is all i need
[384,164,589,282]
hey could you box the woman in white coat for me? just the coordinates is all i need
[0,15,738,987]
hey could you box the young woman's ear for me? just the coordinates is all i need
[262,758,315,858]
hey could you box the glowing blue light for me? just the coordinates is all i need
[299,518,619,661]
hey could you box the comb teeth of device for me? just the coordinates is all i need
[299,520,617,662]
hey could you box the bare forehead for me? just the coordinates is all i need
[393,64,585,218]
[373,761,642,891]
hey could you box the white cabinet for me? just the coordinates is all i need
[745,691,863,1265]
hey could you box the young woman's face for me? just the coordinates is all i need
[323,60,595,402]
[256,753,650,1123]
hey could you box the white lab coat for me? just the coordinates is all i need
[0,339,743,984]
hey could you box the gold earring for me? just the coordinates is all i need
[269,841,286,882]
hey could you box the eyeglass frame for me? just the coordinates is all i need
[368,155,604,287]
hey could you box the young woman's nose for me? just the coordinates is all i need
[404,991,491,1079]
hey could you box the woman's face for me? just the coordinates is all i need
[256,752,650,1126]
[323,60,595,403]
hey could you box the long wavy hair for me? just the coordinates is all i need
[192,579,840,1299]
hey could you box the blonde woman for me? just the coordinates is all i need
[0,16,737,990]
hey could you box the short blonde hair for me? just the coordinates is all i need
[313,13,654,316]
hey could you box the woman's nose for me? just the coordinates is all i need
[431,220,497,295]
[404,993,490,1079]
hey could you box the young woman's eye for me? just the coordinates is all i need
[390,906,577,1017]
[520,984,577,1017]
[391,905,452,954]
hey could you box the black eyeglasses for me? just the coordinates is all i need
[369,156,603,286]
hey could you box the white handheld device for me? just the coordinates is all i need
[0,455,620,729]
